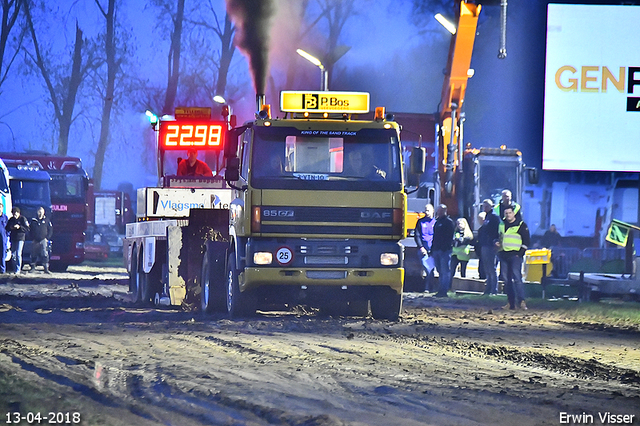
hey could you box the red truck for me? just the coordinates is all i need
[0,152,90,271]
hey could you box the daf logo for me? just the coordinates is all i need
[361,211,391,219]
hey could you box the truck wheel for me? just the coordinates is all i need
[129,246,142,304]
[226,254,255,318]
[370,290,402,321]
[140,268,152,306]
[201,243,227,314]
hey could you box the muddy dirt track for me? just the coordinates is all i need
[0,266,639,426]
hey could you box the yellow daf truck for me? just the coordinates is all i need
[201,91,422,320]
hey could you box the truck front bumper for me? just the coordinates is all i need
[240,267,404,295]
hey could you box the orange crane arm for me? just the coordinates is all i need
[440,2,481,119]
[438,1,481,216]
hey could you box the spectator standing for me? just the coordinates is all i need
[431,204,455,298]
[29,206,53,274]
[494,189,522,222]
[540,224,561,248]
[498,205,531,310]
[478,199,500,295]
[539,224,563,277]
[414,204,436,292]
[0,202,8,273]
[451,218,473,278]
[6,207,29,274]
[474,211,487,280]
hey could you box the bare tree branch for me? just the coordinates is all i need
[23,0,62,123]
[0,0,26,91]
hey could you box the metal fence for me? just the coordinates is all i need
[551,247,626,278]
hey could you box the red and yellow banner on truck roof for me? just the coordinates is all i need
[280,91,370,114]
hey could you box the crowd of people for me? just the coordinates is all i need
[414,189,538,310]
[1,204,53,275]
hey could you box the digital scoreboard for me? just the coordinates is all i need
[158,120,225,150]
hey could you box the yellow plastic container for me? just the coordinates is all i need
[523,249,553,282]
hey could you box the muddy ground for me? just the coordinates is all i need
[0,266,639,426]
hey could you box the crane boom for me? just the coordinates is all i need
[437,1,481,216]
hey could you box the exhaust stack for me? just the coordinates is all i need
[256,94,265,112]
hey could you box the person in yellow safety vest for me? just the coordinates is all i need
[498,205,531,310]
[451,218,473,278]
[494,189,522,223]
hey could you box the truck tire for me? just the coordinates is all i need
[201,242,227,314]
[370,289,402,321]
[140,265,155,306]
[226,253,256,318]
[136,248,150,305]
[129,246,142,304]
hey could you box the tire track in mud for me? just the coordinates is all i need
[350,329,640,389]
[158,327,475,425]
[153,317,640,393]
[0,336,355,426]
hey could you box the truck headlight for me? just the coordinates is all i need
[380,253,398,266]
[253,252,273,265]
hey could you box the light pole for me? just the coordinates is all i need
[296,49,328,91]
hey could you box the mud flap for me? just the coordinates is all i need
[202,240,229,312]
[180,208,230,308]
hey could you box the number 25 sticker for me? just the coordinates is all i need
[276,247,293,265]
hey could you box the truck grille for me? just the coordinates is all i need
[261,206,393,223]
[259,206,395,236]
[305,271,347,279]
[260,224,393,236]
[304,256,348,265]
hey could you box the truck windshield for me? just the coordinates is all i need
[9,180,51,208]
[478,159,520,204]
[250,126,403,191]
[0,172,8,193]
[50,174,86,201]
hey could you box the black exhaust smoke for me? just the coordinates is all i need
[225,0,275,97]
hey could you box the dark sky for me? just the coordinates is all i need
[464,0,639,175]
[463,1,547,170]
[1,0,637,190]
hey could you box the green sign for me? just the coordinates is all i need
[606,221,630,247]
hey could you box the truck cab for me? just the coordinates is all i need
[219,92,411,319]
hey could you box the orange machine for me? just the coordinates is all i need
[437,1,481,217]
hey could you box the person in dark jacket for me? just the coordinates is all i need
[29,207,53,273]
[473,211,487,280]
[494,189,522,223]
[0,202,8,273]
[414,204,436,292]
[6,207,30,274]
[431,204,455,298]
[478,199,500,295]
[498,205,531,310]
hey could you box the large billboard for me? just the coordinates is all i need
[543,4,640,171]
